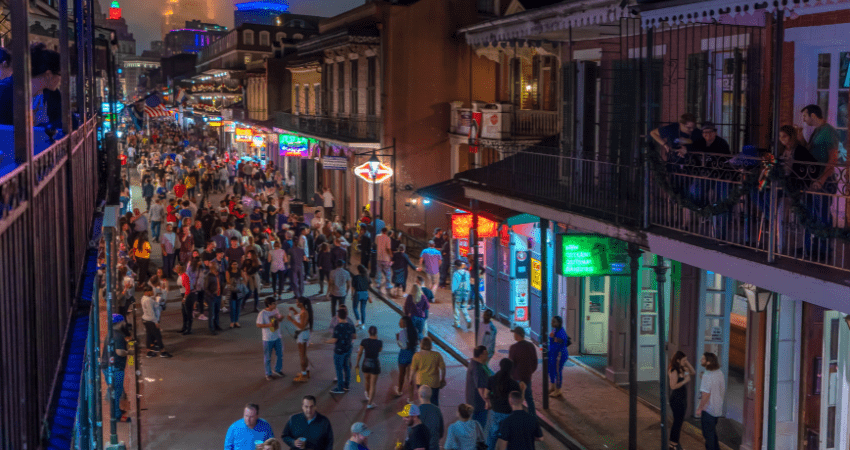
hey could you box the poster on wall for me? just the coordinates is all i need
[515,282,529,326]
[531,258,542,291]
[640,315,656,335]
[640,290,656,312]
[468,111,482,153]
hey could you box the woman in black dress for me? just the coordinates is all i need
[668,351,696,450]
[355,325,383,409]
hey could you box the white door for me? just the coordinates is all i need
[582,276,609,355]
[819,311,843,450]
[695,270,733,417]
[637,254,672,382]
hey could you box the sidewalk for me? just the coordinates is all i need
[374,282,716,450]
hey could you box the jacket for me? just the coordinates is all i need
[281,412,333,450]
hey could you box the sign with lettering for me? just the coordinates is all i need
[531,258,541,291]
[234,128,253,142]
[557,234,630,276]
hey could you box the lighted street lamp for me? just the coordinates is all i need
[354,152,393,277]
[742,283,773,313]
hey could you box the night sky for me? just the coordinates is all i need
[103,0,367,54]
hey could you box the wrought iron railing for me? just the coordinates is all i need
[512,110,560,137]
[275,112,381,143]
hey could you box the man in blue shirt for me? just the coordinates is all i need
[224,404,274,450]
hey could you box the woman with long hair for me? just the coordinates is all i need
[485,358,522,450]
[395,315,419,397]
[548,315,570,398]
[243,250,262,312]
[668,351,696,450]
[355,325,383,409]
[178,223,194,266]
[225,260,244,328]
[404,284,429,339]
[288,296,314,382]
[407,337,446,405]
[132,231,152,286]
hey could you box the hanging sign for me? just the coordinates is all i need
[354,161,394,184]
[451,214,498,239]
[515,281,529,325]
[531,258,541,291]
[468,111,482,153]
[234,128,253,142]
[251,135,265,147]
[322,156,348,170]
[557,234,630,276]
[279,133,309,157]
[223,121,236,132]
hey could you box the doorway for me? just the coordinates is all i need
[573,276,610,374]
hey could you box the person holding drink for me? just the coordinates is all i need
[281,395,333,450]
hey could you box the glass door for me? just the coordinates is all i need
[581,276,609,355]
[637,254,672,382]
[695,270,733,416]
[819,311,842,450]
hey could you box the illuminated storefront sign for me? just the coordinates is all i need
[557,234,630,276]
[279,133,310,157]
[354,161,394,184]
[234,128,252,142]
[223,121,236,132]
[531,258,541,291]
[451,214,498,239]
[251,135,265,147]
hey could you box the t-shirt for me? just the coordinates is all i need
[101,333,128,369]
[343,441,369,450]
[497,410,542,450]
[808,123,840,164]
[508,340,538,384]
[376,233,392,262]
[224,418,274,450]
[478,322,497,354]
[329,268,351,297]
[419,403,444,450]
[466,359,489,411]
[360,338,383,360]
[352,274,370,292]
[256,308,283,342]
[333,321,356,354]
[225,246,245,264]
[699,369,726,417]
[323,191,334,208]
[657,122,703,153]
[404,424,431,450]
[419,248,442,275]
[487,375,521,414]
[702,136,731,155]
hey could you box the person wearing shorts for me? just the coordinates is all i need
[356,326,383,409]
[288,297,314,383]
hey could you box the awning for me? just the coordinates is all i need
[636,0,841,28]
[506,213,540,226]
[459,0,628,46]
[416,179,520,224]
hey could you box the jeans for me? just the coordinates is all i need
[804,184,836,257]
[453,292,471,327]
[670,394,686,444]
[411,316,426,340]
[330,295,346,315]
[523,378,536,417]
[143,320,163,350]
[163,253,176,278]
[318,269,330,290]
[263,338,283,376]
[333,350,351,390]
[229,292,242,324]
[196,291,205,315]
[151,221,161,240]
[271,270,284,294]
[487,411,511,450]
[103,367,125,416]
[207,295,221,331]
[261,260,271,284]
[375,261,392,290]
[181,293,196,332]
[700,412,720,450]
[291,267,304,298]
[352,291,368,324]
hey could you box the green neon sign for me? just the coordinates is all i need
[558,234,630,276]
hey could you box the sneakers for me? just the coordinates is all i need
[330,388,345,394]
[367,403,376,409]
[198,314,208,321]
[293,374,309,382]
[221,307,229,313]
[266,375,274,381]
[146,351,157,358]
[275,371,285,378]
[160,352,173,358]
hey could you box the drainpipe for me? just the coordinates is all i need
[767,10,784,264]
[767,294,780,450]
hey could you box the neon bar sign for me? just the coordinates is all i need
[558,234,630,276]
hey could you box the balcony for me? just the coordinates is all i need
[450,103,560,140]
[455,145,850,277]
[274,112,381,145]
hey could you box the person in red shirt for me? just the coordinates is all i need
[166,199,178,224]
[174,180,186,199]
[176,264,195,335]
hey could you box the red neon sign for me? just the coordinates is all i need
[354,161,394,184]
[451,214,498,239]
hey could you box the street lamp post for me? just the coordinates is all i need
[368,153,380,278]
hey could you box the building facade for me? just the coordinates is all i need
[163,20,227,57]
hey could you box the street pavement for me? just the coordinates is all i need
[377,286,718,450]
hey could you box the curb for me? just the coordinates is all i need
[370,287,587,450]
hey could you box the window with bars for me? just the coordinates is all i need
[324,64,332,115]
[815,52,849,154]
[351,59,359,115]
[294,85,300,114]
[315,84,321,116]
[367,57,377,116]
[338,61,345,114]
[304,85,310,115]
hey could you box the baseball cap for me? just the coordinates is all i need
[351,422,372,436]
[111,314,125,324]
[397,403,421,417]
[702,121,717,131]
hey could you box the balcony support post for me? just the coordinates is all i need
[767,10,784,264]
[642,27,654,230]
[627,243,642,450]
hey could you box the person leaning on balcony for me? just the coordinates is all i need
[650,113,704,165]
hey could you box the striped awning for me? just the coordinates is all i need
[460,0,629,47]
[637,0,849,28]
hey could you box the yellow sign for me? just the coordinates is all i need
[531,258,541,291]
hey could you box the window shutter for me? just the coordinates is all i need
[685,52,709,125]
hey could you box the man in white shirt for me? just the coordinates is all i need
[127,146,136,164]
[696,352,725,450]
[322,187,335,217]
[256,297,284,380]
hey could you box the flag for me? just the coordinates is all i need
[176,87,188,105]
[143,94,169,118]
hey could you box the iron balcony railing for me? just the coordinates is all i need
[275,112,381,143]
[459,145,850,273]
